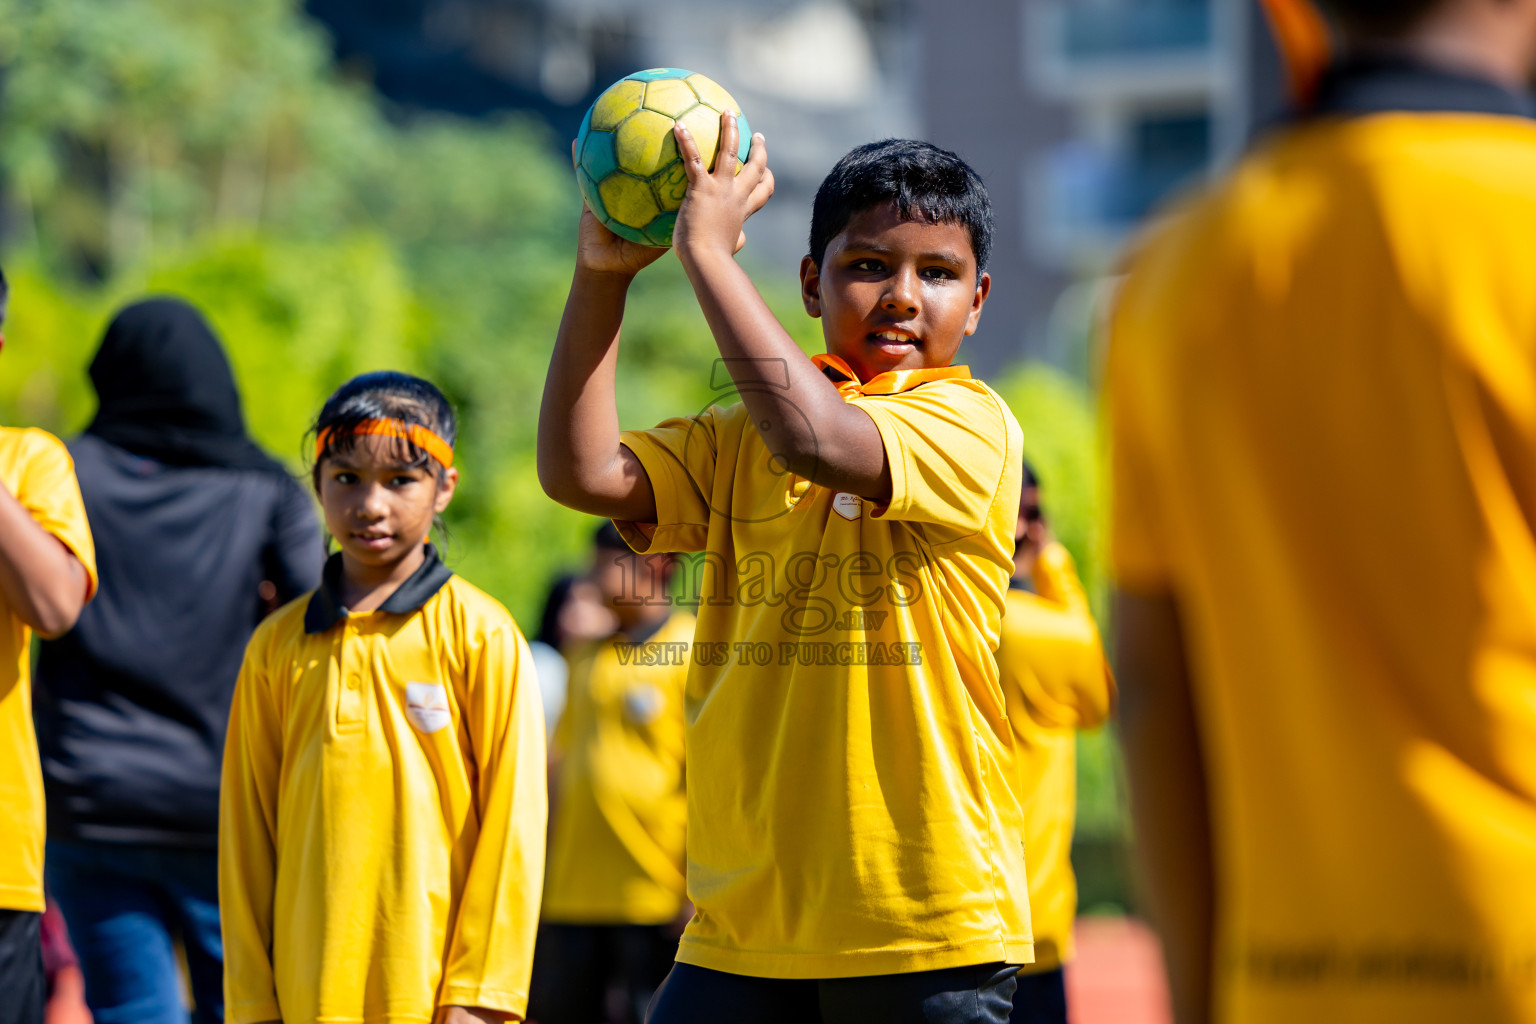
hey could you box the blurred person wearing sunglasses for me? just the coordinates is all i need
[997,463,1114,1024]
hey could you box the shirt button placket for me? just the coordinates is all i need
[336,616,368,730]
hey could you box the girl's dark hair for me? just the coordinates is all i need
[808,139,993,275]
[536,573,581,648]
[310,371,456,488]
[1316,0,1444,36]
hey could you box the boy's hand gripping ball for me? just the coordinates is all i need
[575,69,752,248]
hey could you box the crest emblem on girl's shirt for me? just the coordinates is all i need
[405,682,451,734]
[832,492,861,521]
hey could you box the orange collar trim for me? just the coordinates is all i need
[316,418,455,470]
[811,353,971,397]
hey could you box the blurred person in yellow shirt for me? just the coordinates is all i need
[0,266,97,1024]
[528,522,691,1024]
[999,464,1113,1024]
[1110,1,1536,1022]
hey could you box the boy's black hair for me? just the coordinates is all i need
[1316,0,1444,36]
[0,266,9,327]
[311,370,456,487]
[808,140,993,276]
[1021,457,1040,490]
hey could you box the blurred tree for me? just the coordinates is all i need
[0,0,827,624]
[0,0,389,276]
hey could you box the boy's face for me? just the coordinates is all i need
[800,202,990,382]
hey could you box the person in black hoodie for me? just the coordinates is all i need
[35,298,323,1024]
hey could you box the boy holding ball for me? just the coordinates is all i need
[541,114,1030,1022]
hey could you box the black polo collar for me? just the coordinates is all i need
[1307,55,1535,120]
[619,612,673,646]
[304,544,454,634]
[1007,576,1035,594]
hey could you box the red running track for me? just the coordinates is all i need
[1065,917,1172,1024]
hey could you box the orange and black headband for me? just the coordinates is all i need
[315,418,454,470]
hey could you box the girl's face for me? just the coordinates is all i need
[317,433,457,570]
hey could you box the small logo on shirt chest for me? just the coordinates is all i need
[404,682,451,734]
[832,492,861,521]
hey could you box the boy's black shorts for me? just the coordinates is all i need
[645,960,1019,1024]
[1009,968,1067,1024]
[0,909,44,1024]
[528,922,679,1024]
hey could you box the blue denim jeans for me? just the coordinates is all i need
[46,841,223,1024]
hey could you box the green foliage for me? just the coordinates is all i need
[995,361,1105,618]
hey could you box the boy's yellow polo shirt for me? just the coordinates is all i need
[1109,59,1536,1023]
[219,547,547,1024]
[0,427,96,913]
[998,543,1113,973]
[543,611,692,925]
[617,355,1031,978]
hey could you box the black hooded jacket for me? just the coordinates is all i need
[34,298,324,847]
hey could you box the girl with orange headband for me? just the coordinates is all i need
[219,371,548,1024]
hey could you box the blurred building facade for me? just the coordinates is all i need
[919,0,1292,372]
[306,0,1288,374]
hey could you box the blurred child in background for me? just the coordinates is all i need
[997,464,1114,1024]
[529,573,621,740]
[1111,0,1536,1020]
[0,267,97,1024]
[219,372,547,1024]
[528,522,691,1024]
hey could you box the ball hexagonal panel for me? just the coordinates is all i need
[590,80,643,132]
[579,130,619,183]
[598,173,661,230]
[650,160,688,211]
[642,79,697,119]
[614,108,677,177]
[686,74,738,115]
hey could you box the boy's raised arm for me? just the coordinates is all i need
[670,116,893,502]
[538,207,666,523]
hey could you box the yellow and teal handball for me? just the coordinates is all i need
[575,68,752,247]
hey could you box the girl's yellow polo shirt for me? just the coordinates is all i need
[0,427,96,913]
[219,547,547,1024]
[998,543,1114,972]
[616,359,1032,979]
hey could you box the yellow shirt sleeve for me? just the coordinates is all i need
[617,409,722,554]
[438,625,549,1014]
[856,381,1014,536]
[1019,543,1116,730]
[219,627,285,1024]
[17,430,98,599]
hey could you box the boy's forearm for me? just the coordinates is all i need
[539,268,655,520]
[677,247,883,491]
[0,485,87,637]
[1116,588,1213,1024]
